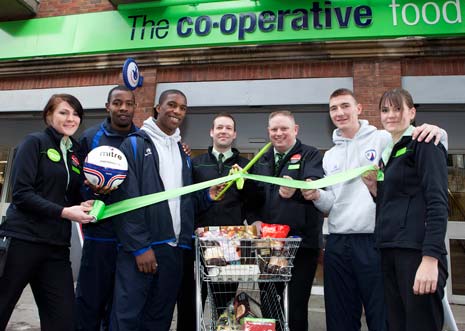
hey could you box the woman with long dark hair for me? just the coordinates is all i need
[0,94,94,330]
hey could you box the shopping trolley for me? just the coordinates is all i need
[195,230,301,331]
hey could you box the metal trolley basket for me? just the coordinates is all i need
[195,235,302,331]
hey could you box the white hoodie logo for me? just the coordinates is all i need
[330,163,340,173]
[365,149,377,161]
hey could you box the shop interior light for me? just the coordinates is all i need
[118,0,241,10]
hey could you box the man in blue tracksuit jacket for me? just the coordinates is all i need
[110,89,218,331]
[75,85,138,331]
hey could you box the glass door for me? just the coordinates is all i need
[447,153,465,304]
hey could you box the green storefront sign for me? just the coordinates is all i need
[0,0,464,61]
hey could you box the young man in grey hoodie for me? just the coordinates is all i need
[301,88,446,331]
[111,89,220,331]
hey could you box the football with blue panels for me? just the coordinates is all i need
[83,145,128,189]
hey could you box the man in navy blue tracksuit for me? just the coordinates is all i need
[110,89,220,331]
[75,85,138,331]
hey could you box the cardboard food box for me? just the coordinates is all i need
[208,264,260,281]
[243,318,276,331]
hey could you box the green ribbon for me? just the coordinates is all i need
[241,164,377,190]
[89,163,378,222]
[89,172,242,221]
[214,142,272,200]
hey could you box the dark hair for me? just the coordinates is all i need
[378,88,415,110]
[330,88,358,103]
[158,89,187,104]
[212,112,237,131]
[153,89,188,118]
[42,94,84,125]
[107,85,135,103]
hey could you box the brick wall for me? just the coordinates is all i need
[0,68,158,127]
[403,58,465,76]
[0,60,353,127]
[2,56,464,128]
[133,69,157,127]
[37,0,114,18]
[156,60,353,82]
[154,60,404,129]
[353,60,402,129]
[0,70,120,90]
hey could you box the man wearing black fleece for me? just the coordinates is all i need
[177,113,260,331]
[252,110,324,331]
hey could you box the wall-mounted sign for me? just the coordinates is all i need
[122,58,143,90]
[0,0,463,61]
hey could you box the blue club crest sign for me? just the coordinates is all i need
[122,58,143,90]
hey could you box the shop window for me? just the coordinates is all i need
[450,239,465,296]
[447,154,465,298]
[448,154,465,223]
[0,146,12,224]
[0,147,11,201]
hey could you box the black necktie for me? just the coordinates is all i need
[218,153,224,174]
[274,153,285,176]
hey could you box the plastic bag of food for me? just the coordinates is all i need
[260,223,290,238]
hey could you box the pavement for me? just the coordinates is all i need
[6,285,465,331]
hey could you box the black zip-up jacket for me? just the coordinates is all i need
[77,118,139,239]
[192,147,262,228]
[111,130,204,253]
[376,136,448,259]
[252,139,324,248]
[0,127,82,246]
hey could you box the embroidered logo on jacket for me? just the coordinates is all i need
[144,148,152,157]
[365,149,377,161]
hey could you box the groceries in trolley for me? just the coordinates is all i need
[196,224,301,282]
[260,223,290,238]
[215,291,277,331]
[216,302,241,331]
[234,292,262,322]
